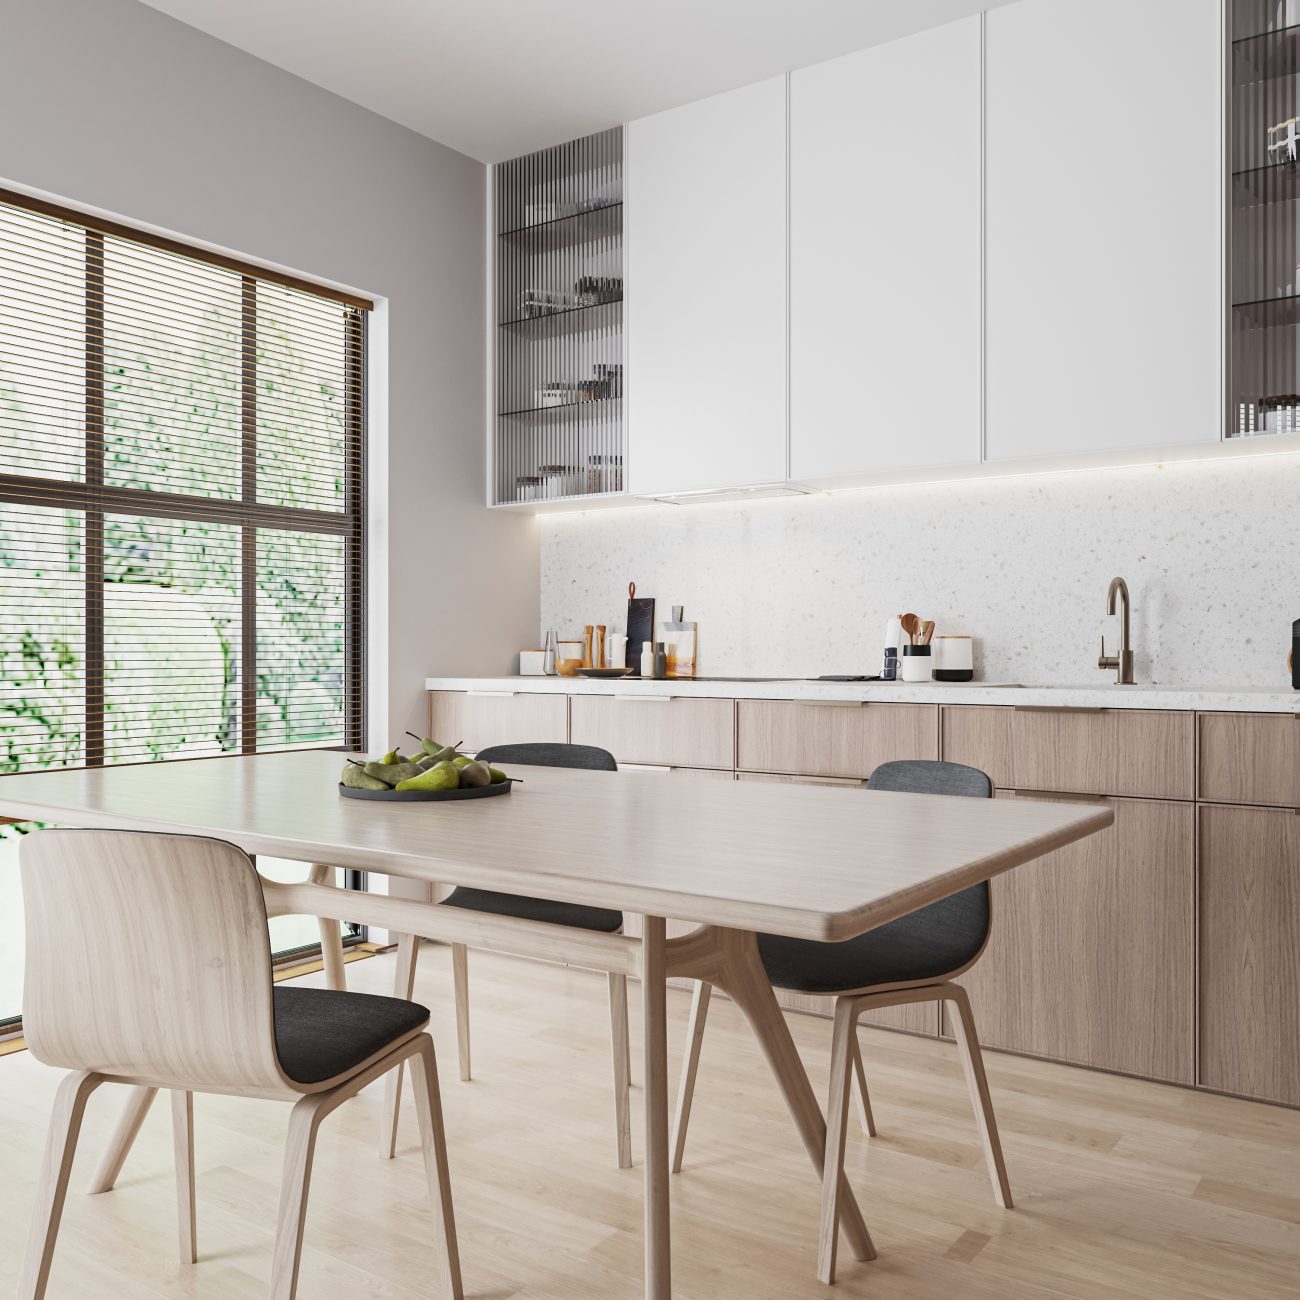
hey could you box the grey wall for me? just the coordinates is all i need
[0,0,539,745]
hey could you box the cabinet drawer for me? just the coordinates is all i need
[941,706,1013,788]
[1199,804,1300,1105]
[955,793,1194,1083]
[569,695,735,769]
[1007,708,1193,800]
[1199,712,1300,808]
[737,700,937,780]
[427,690,567,754]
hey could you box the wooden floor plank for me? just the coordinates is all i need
[2,945,1297,1299]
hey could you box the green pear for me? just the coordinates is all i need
[364,759,423,786]
[341,763,389,790]
[458,760,491,788]
[379,749,401,765]
[451,755,474,769]
[488,767,509,785]
[427,744,460,764]
[396,761,460,792]
[420,738,444,757]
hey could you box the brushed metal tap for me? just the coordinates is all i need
[1098,576,1135,685]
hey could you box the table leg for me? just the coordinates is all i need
[671,926,877,1265]
[641,915,671,1300]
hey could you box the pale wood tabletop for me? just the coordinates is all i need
[0,749,1113,943]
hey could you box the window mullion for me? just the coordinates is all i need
[84,231,105,768]
[240,276,257,756]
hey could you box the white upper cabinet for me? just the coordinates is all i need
[627,77,789,496]
[789,16,983,484]
[984,0,1222,462]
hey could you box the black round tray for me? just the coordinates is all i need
[338,779,514,802]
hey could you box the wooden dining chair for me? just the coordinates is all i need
[380,741,634,1168]
[669,759,1012,1283]
[18,828,462,1300]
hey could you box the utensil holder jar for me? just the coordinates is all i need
[900,644,933,683]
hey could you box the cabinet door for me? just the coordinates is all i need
[737,700,938,780]
[569,695,735,769]
[790,16,981,483]
[984,0,1221,461]
[627,77,788,495]
[427,690,567,754]
[1199,804,1300,1105]
[955,794,1195,1083]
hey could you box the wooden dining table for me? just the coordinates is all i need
[0,749,1113,1298]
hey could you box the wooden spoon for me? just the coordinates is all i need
[899,613,921,647]
[920,620,935,646]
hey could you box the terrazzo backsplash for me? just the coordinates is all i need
[539,452,1300,688]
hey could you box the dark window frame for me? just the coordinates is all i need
[0,193,370,1031]
[0,196,370,768]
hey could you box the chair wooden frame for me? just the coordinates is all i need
[669,944,1013,1285]
[19,832,462,1300]
[376,908,633,1169]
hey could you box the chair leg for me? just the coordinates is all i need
[670,980,712,1174]
[307,864,348,992]
[270,1093,327,1300]
[452,942,471,1082]
[20,1070,104,1300]
[849,1032,878,1138]
[817,999,860,1285]
[87,1084,157,1194]
[409,1036,465,1299]
[608,972,633,1170]
[171,1090,198,1264]
[381,932,422,1159]
[945,985,1013,1209]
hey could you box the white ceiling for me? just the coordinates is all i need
[137,0,1004,163]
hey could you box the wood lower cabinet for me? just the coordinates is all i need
[942,705,1197,801]
[737,700,937,780]
[427,690,567,753]
[1199,804,1300,1105]
[427,687,1300,1103]
[570,695,735,769]
[953,794,1195,1084]
[1199,712,1300,809]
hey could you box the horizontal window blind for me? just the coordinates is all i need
[0,190,367,773]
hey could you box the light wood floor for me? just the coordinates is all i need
[2,945,1298,1299]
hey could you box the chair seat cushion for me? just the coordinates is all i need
[273,987,429,1085]
[757,889,988,995]
[441,886,623,933]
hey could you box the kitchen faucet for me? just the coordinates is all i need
[1098,576,1135,685]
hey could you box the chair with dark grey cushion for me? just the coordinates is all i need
[19,829,461,1300]
[669,759,1011,1284]
[383,742,633,1170]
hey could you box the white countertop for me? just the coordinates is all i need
[426,676,1300,714]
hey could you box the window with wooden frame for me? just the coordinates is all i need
[0,188,371,1023]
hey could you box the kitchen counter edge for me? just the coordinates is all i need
[425,677,1300,714]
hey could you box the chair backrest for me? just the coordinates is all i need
[476,741,618,772]
[866,759,994,953]
[867,758,992,800]
[21,828,288,1093]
